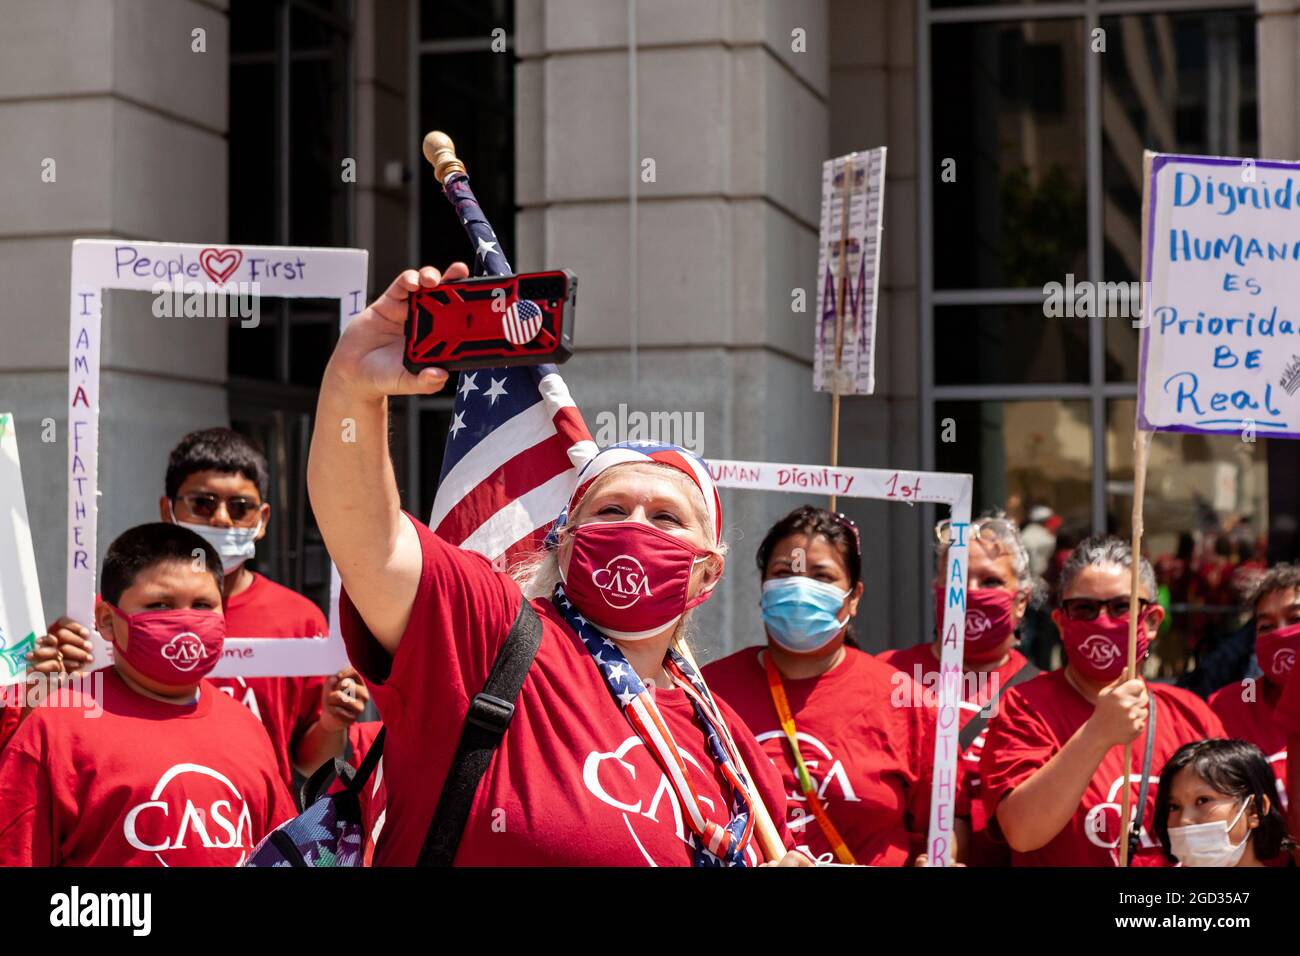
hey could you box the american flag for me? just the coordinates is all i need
[429,174,596,562]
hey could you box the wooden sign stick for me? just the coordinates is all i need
[829,159,853,512]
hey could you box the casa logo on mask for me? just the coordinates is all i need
[161,632,207,672]
[1079,633,1121,668]
[1273,647,1296,676]
[591,555,653,609]
[967,609,992,638]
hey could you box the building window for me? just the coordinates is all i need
[399,0,516,523]
[227,0,353,610]
[920,2,1259,671]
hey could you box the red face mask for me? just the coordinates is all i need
[1059,611,1149,683]
[562,521,713,640]
[106,604,226,685]
[933,587,1017,662]
[1256,621,1300,685]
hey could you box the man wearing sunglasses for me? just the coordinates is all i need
[979,536,1224,866]
[44,428,368,795]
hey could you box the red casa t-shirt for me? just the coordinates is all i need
[0,704,21,752]
[702,645,936,866]
[1210,680,1289,813]
[0,667,295,866]
[980,670,1225,866]
[879,641,1033,865]
[338,515,797,867]
[209,572,328,790]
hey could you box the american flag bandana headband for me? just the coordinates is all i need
[552,584,757,866]
[544,441,722,550]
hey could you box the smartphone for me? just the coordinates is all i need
[403,269,577,372]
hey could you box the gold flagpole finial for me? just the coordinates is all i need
[422,131,466,183]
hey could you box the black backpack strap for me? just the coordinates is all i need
[958,660,1041,751]
[417,598,542,867]
[299,725,386,809]
[1127,688,1159,865]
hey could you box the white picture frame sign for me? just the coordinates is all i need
[67,239,369,677]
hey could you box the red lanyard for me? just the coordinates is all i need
[764,652,856,865]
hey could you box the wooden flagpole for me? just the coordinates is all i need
[1118,151,1156,868]
[676,639,787,862]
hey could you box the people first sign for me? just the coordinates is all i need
[1139,151,1300,439]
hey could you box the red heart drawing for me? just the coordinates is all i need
[199,247,244,285]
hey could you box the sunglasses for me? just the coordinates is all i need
[829,511,862,556]
[1060,597,1152,621]
[174,492,263,525]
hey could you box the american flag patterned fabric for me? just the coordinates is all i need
[552,583,757,867]
[430,173,596,562]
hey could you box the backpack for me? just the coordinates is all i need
[245,599,542,867]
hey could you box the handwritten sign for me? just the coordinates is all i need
[707,457,972,866]
[67,239,368,677]
[814,148,886,396]
[1140,152,1300,438]
[0,414,45,685]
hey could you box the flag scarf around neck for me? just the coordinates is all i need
[551,583,757,865]
[544,441,723,550]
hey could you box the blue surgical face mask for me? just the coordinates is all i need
[760,577,851,654]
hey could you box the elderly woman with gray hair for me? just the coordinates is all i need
[978,535,1225,866]
[879,511,1042,866]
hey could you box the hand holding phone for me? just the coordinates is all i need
[403,269,576,372]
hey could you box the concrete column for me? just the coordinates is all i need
[0,0,229,616]
[1258,0,1300,159]
[514,0,832,660]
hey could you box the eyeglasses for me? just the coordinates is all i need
[174,492,263,525]
[934,516,1018,547]
[1061,597,1153,621]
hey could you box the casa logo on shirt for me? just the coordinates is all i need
[161,632,207,672]
[1272,647,1296,676]
[122,763,255,866]
[582,736,761,866]
[1079,634,1121,669]
[967,609,992,638]
[592,556,653,609]
[753,729,861,820]
[1084,774,1161,861]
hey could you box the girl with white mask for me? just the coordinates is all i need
[1154,739,1295,867]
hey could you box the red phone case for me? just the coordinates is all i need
[403,269,576,372]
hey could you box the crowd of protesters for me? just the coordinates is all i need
[0,264,1295,868]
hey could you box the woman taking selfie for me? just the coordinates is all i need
[308,264,809,867]
[703,505,942,866]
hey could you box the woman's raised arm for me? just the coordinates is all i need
[308,264,469,653]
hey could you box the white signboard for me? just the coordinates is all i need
[0,414,45,685]
[706,458,972,867]
[814,148,886,396]
[1140,152,1300,438]
[68,239,367,677]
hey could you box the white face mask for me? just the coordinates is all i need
[167,503,262,574]
[1168,796,1253,868]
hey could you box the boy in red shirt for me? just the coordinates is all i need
[48,427,366,790]
[0,523,294,865]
